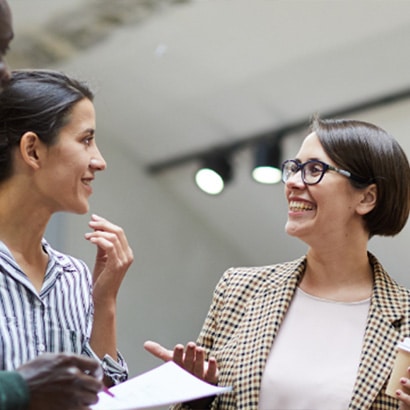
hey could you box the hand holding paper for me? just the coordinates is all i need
[91,361,231,410]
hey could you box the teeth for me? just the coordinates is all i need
[289,201,314,211]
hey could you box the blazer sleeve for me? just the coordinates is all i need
[0,371,29,410]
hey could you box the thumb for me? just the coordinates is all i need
[144,341,173,362]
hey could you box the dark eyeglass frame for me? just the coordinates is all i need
[281,159,372,186]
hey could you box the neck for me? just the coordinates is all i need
[0,183,50,256]
[301,247,374,302]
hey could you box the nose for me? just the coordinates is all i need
[285,170,305,188]
[89,149,107,171]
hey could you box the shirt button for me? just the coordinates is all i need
[38,344,46,352]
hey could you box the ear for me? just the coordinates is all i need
[356,183,377,216]
[19,131,43,170]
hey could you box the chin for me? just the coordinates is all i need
[285,222,296,236]
[285,222,304,238]
[69,202,90,215]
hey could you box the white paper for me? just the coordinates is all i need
[91,361,232,410]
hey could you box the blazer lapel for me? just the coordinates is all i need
[349,255,404,409]
[234,258,306,408]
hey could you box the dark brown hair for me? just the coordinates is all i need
[311,115,410,237]
[0,69,94,182]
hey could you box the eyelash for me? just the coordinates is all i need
[83,136,93,145]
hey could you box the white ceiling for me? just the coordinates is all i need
[10,0,410,265]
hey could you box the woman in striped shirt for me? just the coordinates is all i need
[0,68,133,388]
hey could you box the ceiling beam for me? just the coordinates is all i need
[146,87,410,174]
[7,0,191,68]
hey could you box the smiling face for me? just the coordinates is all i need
[34,98,106,214]
[284,132,370,247]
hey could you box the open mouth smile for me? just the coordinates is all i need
[289,201,315,211]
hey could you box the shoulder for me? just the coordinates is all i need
[215,256,306,298]
[370,252,410,316]
[205,257,306,334]
[370,252,410,295]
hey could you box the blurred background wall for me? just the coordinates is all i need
[9,0,410,378]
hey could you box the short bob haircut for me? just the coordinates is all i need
[311,115,410,237]
[0,69,93,183]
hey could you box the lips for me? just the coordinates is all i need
[81,176,94,186]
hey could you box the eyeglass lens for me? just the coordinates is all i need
[282,160,325,185]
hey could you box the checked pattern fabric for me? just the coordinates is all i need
[173,253,410,410]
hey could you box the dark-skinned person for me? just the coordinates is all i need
[0,353,104,410]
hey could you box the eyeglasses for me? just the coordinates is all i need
[281,159,371,186]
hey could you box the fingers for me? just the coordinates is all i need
[182,344,218,383]
[68,368,103,396]
[205,357,219,384]
[173,342,206,378]
[18,353,103,410]
[192,346,205,379]
[85,214,133,292]
[144,340,174,362]
[173,344,185,366]
[87,215,130,249]
[88,215,133,264]
[69,355,104,380]
[182,342,196,372]
[397,377,410,408]
[56,355,103,393]
[144,340,219,386]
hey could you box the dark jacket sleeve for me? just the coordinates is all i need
[0,371,29,410]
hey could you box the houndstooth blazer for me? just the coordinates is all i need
[174,252,410,410]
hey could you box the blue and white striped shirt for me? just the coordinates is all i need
[0,239,128,384]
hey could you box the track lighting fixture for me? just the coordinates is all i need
[146,87,410,195]
[195,153,233,195]
[251,139,282,184]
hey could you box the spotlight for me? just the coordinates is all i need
[195,153,233,195]
[251,139,282,184]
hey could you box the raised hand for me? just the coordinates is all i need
[144,340,219,385]
[144,340,219,409]
[85,214,133,371]
[85,214,133,303]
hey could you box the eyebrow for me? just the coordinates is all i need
[293,157,322,164]
[83,128,95,136]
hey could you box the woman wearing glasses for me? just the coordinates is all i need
[145,115,410,409]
